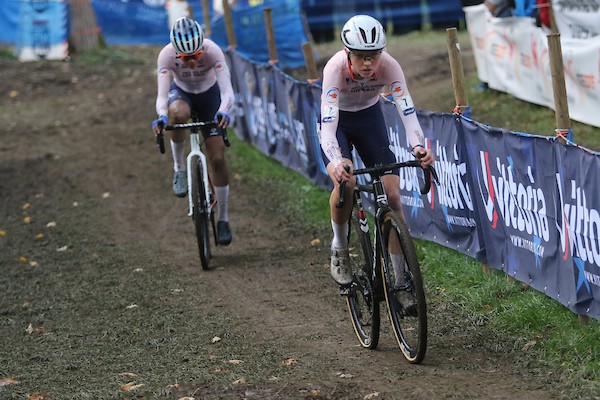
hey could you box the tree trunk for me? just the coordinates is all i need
[68,0,102,53]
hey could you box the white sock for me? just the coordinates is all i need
[171,139,186,172]
[331,220,348,249]
[391,253,405,287]
[214,185,229,222]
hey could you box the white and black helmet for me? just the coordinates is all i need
[170,17,204,55]
[341,15,386,51]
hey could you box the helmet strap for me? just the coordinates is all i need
[345,48,357,80]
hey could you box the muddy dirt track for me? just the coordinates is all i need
[0,37,567,399]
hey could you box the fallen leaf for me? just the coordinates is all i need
[281,358,298,366]
[0,377,19,386]
[9,90,18,97]
[337,372,354,378]
[119,372,138,378]
[208,354,218,361]
[0,230,6,236]
[72,202,79,207]
[18,256,28,263]
[178,397,195,400]
[232,378,246,385]
[167,383,180,390]
[310,389,321,396]
[25,324,34,335]
[102,192,111,199]
[35,233,45,239]
[133,268,144,272]
[29,261,39,267]
[46,221,57,228]
[56,246,68,252]
[228,359,243,365]
[268,376,279,381]
[22,202,31,210]
[364,393,380,399]
[27,393,52,400]
[126,304,139,310]
[23,216,32,224]
[213,367,228,373]
[120,382,144,391]
[310,238,321,246]
[522,340,537,351]
[211,336,221,343]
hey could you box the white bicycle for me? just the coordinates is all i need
[156,115,230,270]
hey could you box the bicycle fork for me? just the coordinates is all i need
[186,132,212,218]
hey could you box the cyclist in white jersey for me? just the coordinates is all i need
[152,17,235,245]
[319,15,435,286]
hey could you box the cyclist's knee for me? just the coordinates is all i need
[210,153,227,171]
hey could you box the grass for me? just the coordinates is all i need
[228,29,600,398]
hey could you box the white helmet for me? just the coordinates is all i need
[170,17,204,55]
[341,15,386,51]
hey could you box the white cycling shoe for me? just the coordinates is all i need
[330,246,353,286]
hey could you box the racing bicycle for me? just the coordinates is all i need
[337,160,438,364]
[156,114,230,270]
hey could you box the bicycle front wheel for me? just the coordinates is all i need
[345,203,380,349]
[381,211,427,364]
[190,155,211,270]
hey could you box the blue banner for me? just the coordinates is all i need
[0,0,21,45]
[210,0,309,69]
[92,0,172,45]
[17,0,69,60]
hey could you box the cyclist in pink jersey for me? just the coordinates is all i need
[152,17,235,245]
[320,15,435,286]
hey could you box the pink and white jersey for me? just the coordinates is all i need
[320,50,425,167]
[155,39,234,117]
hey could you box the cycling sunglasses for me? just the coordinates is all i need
[178,49,203,62]
[350,50,383,62]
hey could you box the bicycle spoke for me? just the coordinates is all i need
[191,155,211,270]
[345,202,380,349]
[381,212,427,364]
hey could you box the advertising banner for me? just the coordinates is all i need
[17,0,69,61]
[552,0,600,39]
[464,4,600,128]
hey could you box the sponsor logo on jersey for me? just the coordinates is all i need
[325,87,339,104]
[159,67,170,75]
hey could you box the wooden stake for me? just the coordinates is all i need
[547,33,571,141]
[222,0,237,49]
[302,42,319,83]
[201,0,211,36]
[263,8,278,65]
[446,27,469,114]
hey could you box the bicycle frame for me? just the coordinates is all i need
[354,176,395,295]
[186,127,211,218]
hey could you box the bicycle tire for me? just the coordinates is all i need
[190,155,211,270]
[380,210,427,364]
[345,201,380,349]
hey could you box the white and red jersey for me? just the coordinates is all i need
[155,39,234,117]
[320,49,425,167]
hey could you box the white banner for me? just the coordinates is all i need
[464,4,600,129]
[553,0,600,39]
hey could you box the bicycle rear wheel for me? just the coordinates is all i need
[381,210,427,364]
[345,202,380,349]
[190,155,211,270]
